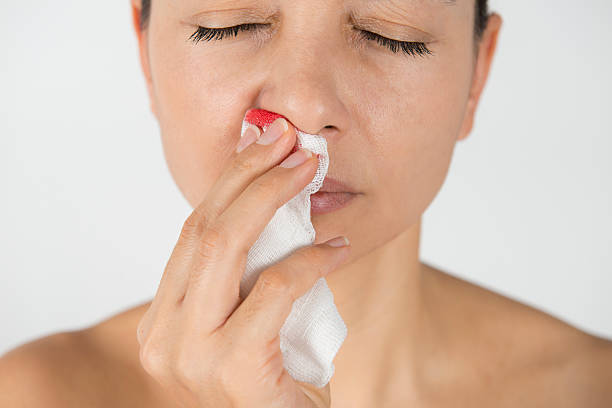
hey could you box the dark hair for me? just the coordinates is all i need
[140,0,489,42]
[140,0,151,31]
[474,0,489,43]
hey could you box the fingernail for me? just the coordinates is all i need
[256,118,289,145]
[279,148,313,168]
[324,236,350,247]
[236,124,260,153]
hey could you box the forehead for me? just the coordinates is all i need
[164,0,471,24]
[172,0,464,8]
[362,0,464,10]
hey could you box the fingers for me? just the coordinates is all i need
[188,117,297,237]
[151,118,299,311]
[181,149,321,328]
[218,238,350,346]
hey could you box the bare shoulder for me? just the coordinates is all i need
[0,329,91,407]
[0,301,164,408]
[422,262,612,406]
[555,332,612,406]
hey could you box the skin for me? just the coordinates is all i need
[1,0,612,406]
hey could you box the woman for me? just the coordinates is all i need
[1,0,611,406]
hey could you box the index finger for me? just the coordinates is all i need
[218,238,350,345]
[181,151,320,329]
[149,118,298,312]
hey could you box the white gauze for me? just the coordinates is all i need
[238,109,347,388]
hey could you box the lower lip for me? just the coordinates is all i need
[310,191,358,215]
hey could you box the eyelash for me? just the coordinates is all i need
[357,29,432,57]
[187,24,433,58]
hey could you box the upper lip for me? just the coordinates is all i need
[318,177,358,193]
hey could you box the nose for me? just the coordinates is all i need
[252,30,350,140]
[244,109,290,130]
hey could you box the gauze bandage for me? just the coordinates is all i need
[238,108,347,388]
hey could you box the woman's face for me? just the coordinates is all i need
[137,0,482,257]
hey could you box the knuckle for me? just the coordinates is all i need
[302,246,337,276]
[182,208,207,238]
[184,200,220,232]
[290,248,324,276]
[139,335,168,379]
[196,223,229,259]
[233,153,257,174]
[306,248,331,275]
[256,269,294,300]
[189,224,229,286]
[295,247,321,265]
[249,177,281,206]
[182,210,200,230]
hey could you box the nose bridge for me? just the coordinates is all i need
[255,10,349,136]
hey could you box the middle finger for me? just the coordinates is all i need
[183,148,320,330]
[191,117,297,236]
[155,117,298,311]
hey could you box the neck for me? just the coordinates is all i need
[324,218,429,405]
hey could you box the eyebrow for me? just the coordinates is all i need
[370,0,457,4]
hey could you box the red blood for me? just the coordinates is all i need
[244,109,288,128]
[244,109,308,153]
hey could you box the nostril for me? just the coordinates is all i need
[244,108,331,136]
[244,108,287,129]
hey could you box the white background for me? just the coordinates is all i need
[1,0,611,354]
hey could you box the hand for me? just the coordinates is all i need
[136,117,351,408]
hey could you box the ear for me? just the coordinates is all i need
[457,12,503,141]
[130,0,158,119]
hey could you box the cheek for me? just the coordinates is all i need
[149,32,253,207]
[363,57,470,231]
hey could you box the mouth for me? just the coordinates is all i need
[243,109,361,215]
[310,177,360,215]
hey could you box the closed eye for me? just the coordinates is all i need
[188,24,433,58]
[357,29,433,58]
[188,23,262,42]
